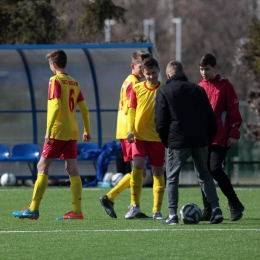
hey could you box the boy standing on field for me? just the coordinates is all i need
[99,51,151,219]
[13,49,91,220]
[126,57,165,220]
[198,53,244,221]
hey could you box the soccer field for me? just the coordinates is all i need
[0,187,259,260]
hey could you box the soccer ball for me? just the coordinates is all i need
[180,203,202,224]
[1,173,16,186]
[111,173,124,187]
[103,172,114,183]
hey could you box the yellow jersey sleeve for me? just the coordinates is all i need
[78,100,91,134]
[127,108,136,133]
[46,98,60,133]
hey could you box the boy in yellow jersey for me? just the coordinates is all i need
[12,50,91,220]
[99,51,150,218]
[126,57,165,219]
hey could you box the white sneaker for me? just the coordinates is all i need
[153,211,164,220]
[125,204,140,219]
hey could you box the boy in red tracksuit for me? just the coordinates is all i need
[198,53,244,221]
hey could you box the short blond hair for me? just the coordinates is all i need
[132,51,150,64]
[166,60,184,76]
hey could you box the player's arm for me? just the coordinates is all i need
[77,91,91,142]
[46,99,60,133]
[46,78,61,144]
[127,87,137,143]
[124,82,135,115]
[127,108,135,143]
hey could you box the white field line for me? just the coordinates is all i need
[1,228,260,234]
[0,187,257,192]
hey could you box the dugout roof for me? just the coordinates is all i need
[0,43,162,148]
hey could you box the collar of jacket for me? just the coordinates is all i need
[166,73,188,84]
[200,74,222,84]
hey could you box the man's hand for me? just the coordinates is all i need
[127,132,134,143]
[83,133,91,142]
[45,132,51,145]
[227,137,238,147]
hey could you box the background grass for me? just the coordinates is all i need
[0,186,259,260]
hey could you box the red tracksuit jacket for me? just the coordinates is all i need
[198,74,242,145]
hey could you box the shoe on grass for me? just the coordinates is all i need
[125,204,140,219]
[153,211,164,220]
[229,201,245,221]
[12,206,39,220]
[161,215,179,225]
[56,211,83,220]
[210,208,223,224]
[99,195,117,218]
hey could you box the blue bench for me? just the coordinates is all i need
[0,142,101,181]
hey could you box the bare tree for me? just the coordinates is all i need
[236,16,260,140]
[2,0,256,100]
[108,0,253,97]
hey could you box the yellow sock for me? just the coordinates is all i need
[152,175,165,213]
[70,176,82,214]
[107,173,131,202]
[29,173,48,212]
[130,167,143,207]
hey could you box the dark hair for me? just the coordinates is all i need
[46,50,67,69]
[199,53,217,67]
[132,50,150,64]
[166,60,184,75]
[141,57,159,70]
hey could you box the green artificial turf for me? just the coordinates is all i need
[0,186,259,260]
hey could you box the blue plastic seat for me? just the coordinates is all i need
[0,144,10,161]
[8,143,40,162]
[6,143,40,180]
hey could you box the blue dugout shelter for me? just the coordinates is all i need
[0,44,260,185]
[0,43,162,147]
[0,43,162,180]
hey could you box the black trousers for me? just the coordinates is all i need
[202,145,239,210]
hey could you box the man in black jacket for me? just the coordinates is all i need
[155,60,223,225]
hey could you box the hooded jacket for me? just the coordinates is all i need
[198,74,242,145]
[155,73,217,149]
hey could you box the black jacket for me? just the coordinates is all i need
[155,73,217,149]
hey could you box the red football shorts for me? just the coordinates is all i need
[41,139,77,159]
[120,139,133,162]
[132,140,165,167]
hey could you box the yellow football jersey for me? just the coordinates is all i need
[128,81,163,141]
[47,73,90,141]
[116,74,140,139]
